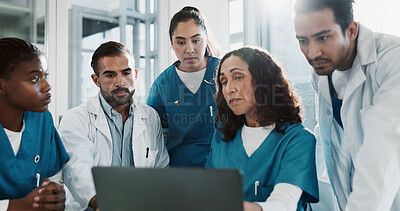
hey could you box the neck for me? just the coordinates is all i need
[338,38,358,71]
[0,101,24,132]
[112,102,131,123]
[178,56,209,72]
[245,114,261,127]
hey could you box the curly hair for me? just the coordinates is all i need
[215,47,302,141]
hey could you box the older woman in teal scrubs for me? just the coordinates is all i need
[207,47,318,211]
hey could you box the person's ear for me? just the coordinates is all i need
[134,69,138,80]
[346,21,358,41]
[91,74,101,87]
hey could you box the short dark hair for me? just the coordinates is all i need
[91,41,132,76]
[215,47,302,142]
[169,6,219,57]
[0,37,42,79]
[294,0,355,34]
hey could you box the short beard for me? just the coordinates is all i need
[310,44,350,75]
[101,88,134,108]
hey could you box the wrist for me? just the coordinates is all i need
[89,196,98,209]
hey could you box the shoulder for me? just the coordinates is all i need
[61,99,98,125]
[359,25,400,70]
[207,56,220,71]
[211,128,238,146]
[135,101,160,119]
[208,56,220,66]
[280,122,316,144]
[25,110,54,124]
[152,63,176,84]
[370,32,400,85]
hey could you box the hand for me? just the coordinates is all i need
[89,196,100,211]
[243,201,263,211]
[8,178,66,211]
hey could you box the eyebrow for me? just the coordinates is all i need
[296,29,332,40]
[102,68,131,75]
[174,34,202,40]
[27,70,43,75]
[220,68,244,76]
[311,30,332,38]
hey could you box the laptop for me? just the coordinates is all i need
[92,167,243,211]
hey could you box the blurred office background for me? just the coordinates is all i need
[0,0,399,130]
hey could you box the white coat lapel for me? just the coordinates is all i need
[133,104,149,141]
[132,102,151,167]
[343,58,366,103]
[318,76,331,105]
[86,95,113,145]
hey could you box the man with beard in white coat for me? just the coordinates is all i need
[294,0,400,210]
[59,41,169,210]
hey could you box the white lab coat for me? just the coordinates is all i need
[59,94,169,210]
[312,23,400,211]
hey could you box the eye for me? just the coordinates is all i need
[44,72,49,80]
[123,71,131,75]
[193,39,200,44]
[220,78,227,86]
[317,36,328,41]
[105,74,114,78]
[298,39,307,45]
[234,76,243,80]
[31,75,39,83]
[177,41,185,45]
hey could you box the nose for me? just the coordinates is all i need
[41,78,51,93]
[185,42,195,54]
[224,81,236,95]
[115,73,126,87]
[308,41,322,59]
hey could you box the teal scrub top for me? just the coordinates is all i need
[0,111,69,199]
[147,56,219,167]
[207,122,319,210]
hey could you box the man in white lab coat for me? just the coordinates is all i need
[59,41,169,210]
[293,0,400,210]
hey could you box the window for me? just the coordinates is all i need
[258,0,316,130]
[0,0,46,49]
[229,0,244,50]
[68,0,158,108]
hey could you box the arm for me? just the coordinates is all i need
[7,179,65,211]
[345,48,400,210]
[146,80,169,140]
[151,108,169,167]
[255,183,302,211]
[59,109,96,210]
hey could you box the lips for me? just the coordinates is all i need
[112,88,130,97]
[41,93,51,104]
[310,58,331,69]
[114,91,128,97]
[185,57,197,63]
[229,98,241,105]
